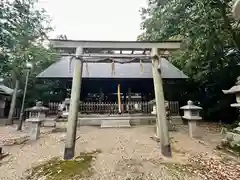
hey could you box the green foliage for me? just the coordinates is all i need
[0,0,53,77]
[26,79,69,107]
[0,0,58,107]
[140,0,240,122]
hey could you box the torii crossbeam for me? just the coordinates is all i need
[50,40,181,160]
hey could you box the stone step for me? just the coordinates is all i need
[42,120,56,127]
[100,120,131,128]
[41,118,57,127]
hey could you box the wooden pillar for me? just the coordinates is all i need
[151,48,171,157]
[64,47,83,160]
[123,92,126,113]
[99,88,104,102]
[128,88,132,102]
[128,88,132,113]
[117,84,122,114]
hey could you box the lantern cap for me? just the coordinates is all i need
[180,100,202,110]
[26,101,49,112]
[222,76,240,94]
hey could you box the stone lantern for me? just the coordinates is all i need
[223,76,240,108]
[180,100,202,138]
[26,101,49,140]
[222,76,240,146]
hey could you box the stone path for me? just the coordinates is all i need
[0,123,238,180]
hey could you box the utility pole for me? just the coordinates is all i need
[17,62,32,131]
[64,47,83,160]
[151,47,171,157]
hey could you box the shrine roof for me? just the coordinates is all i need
[37,56,188,79]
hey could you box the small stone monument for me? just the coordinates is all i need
[148,99,173,134]
[152,105,157,115]
[26,101,49,140]
[62,98,70,118]
[222,76,240,148]
[180,100,202,138]
[149,100,170,118]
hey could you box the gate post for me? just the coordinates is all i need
[64,47,83,160]
[151,48,171,157]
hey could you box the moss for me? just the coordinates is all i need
[26,150,101,180]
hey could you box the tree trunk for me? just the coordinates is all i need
[219,1,240,48]
[5,80,19,125]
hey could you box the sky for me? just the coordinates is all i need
[38,0,147,41]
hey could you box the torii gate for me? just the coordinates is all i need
[50,40,181,159]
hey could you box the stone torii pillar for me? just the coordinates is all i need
[64,47,83,160]
[151,48,171,157]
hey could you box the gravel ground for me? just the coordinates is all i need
[0,123,231,180]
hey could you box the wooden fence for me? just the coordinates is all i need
[168,101,180,116]
[47,101,180,116]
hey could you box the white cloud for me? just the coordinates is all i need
[38,0,147,41]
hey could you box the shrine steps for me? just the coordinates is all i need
[79,115,155,127]
[55,114,156,127]
[100,119,131,128]
[54,114,182,128]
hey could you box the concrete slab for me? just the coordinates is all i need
[100,120,131,128]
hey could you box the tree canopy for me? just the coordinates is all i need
[0,0,54,79]
[0,0,58,123]
[139,0,240,121]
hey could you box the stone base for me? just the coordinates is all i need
[56,115,156,127]
[62,112,69,118]
[29,122,41,140]
[100,120,131,128]
[188,120,201,138]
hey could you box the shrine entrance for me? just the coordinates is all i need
[50,40,181,159]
